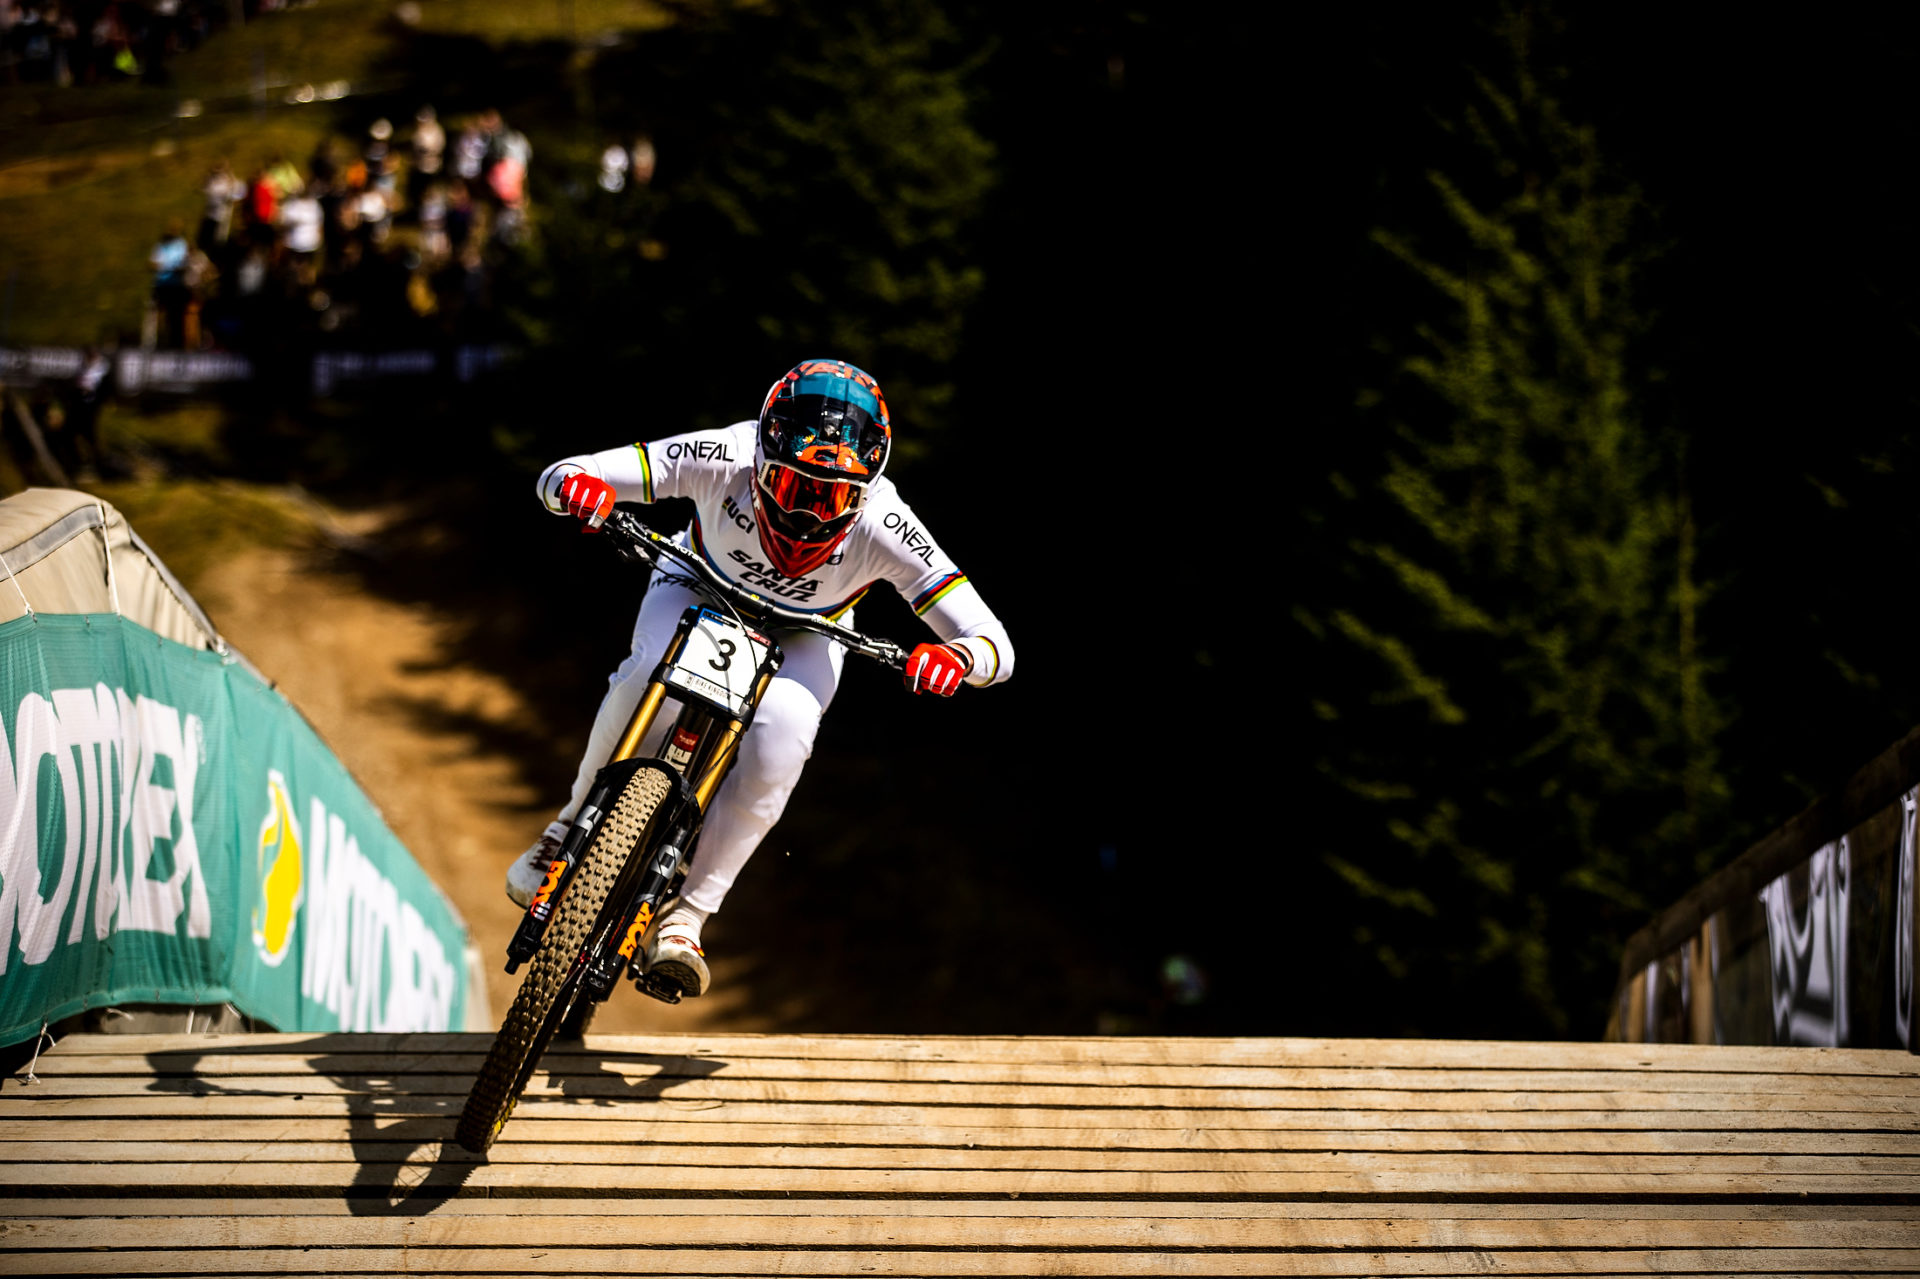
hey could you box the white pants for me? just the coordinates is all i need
[556,571,843,916]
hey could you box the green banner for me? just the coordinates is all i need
[0,613,469,1043]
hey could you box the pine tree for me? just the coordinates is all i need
[1304,5,1727,1034]
[516,0,993,455]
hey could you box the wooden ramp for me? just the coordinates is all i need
[2,1032,1917,1275]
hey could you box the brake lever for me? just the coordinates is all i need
[602,509,658,567]
[868,640,911,672]
[609,535,655,567]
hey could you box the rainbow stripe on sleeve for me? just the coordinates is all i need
[911,572,967,616]
[968,635,1001,681]
[632,442,654,502]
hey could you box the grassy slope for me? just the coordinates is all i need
[0,0,671,347]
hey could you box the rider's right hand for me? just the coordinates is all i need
[558,472,615,528]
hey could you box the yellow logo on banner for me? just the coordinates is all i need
[252,770,304,967]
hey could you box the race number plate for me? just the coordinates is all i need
[663,608,770,717]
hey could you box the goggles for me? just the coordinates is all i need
[757,462,868,538]
[763,402,888,478]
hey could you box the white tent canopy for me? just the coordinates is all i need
[0,487,228,653]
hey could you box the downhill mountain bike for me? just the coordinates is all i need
[455,506,912,1153]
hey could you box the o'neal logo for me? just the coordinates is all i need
[664,440,734,463]
[252,770,304,968]
[881,510,936,565]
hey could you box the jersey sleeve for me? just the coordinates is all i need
[535,423,752,514]
[870,494,1014,688]
[913,574,1014,687]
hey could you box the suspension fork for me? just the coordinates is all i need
[614,657,782,1002]
[581,700,725,999]
[606,657,779,1001]
[504,754,682,973]
[579,763,698,1002]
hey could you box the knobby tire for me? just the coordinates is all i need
[455,767,675,1153]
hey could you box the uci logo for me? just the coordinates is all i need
[252,770,305,967]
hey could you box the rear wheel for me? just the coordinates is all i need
[455,767,674,1153]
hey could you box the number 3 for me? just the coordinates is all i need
[710,638,736,672]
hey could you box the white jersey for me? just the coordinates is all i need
[537,422,1013,687]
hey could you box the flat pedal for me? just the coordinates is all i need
[633,969,684,1005]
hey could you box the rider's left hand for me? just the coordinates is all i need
[903,643,970,696]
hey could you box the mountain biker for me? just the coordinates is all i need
[509,359,1014,997]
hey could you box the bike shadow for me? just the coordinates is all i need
[542,1042,728,1108]
[143,1036,474,1216]
[141,1036,729,1215]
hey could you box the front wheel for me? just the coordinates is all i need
[455,767,675,1153]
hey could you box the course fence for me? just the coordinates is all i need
[1610,727,1919,1049]
[0,343,510,397]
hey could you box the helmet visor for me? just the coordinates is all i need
[758,462,866,538]
[762,400,889,478]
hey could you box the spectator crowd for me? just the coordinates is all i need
[2,0,232,86]
[144,107,551,352]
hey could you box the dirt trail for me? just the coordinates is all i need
[192,541,772,1033]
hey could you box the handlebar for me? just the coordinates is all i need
[599,507,912,672]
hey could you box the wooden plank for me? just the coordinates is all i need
[4,1198,1915,1221]
[15,1267,1896,1275]
[7,1213,1920,1250]
[7,1094,1914,1132]
[24,1273,1904,1279]
[67,1267,1835,1275]
[7,1160,1918,1194]
[4,1139,1913,1176]
[34,1273,1905,1279]
[38,1053,1920,1097]
[39,1033,1920,1076]
[7,1247,1920,1276]
[11,1116,1919,1155]
[17,1073,1920,1114]
[10,1034,1912,1277]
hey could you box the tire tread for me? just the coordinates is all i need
[455,767,674,1153]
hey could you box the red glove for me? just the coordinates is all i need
[557,471,614,528]
[903,642,970,696]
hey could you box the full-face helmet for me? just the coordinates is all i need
[751,359,891,577]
